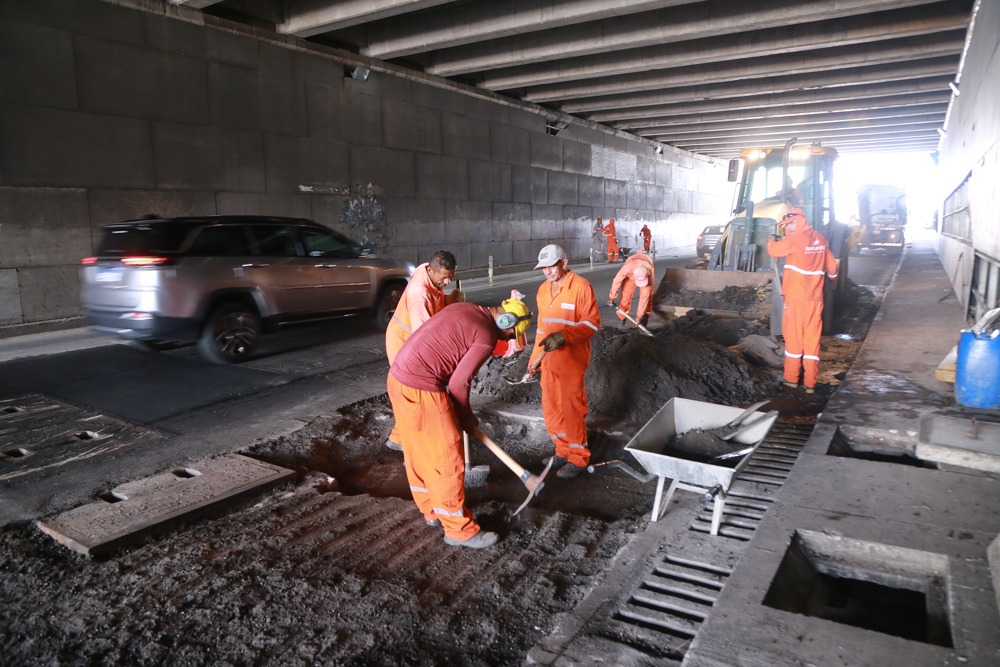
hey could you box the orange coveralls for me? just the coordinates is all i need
[610,253,655,322]
[603,218,620,262]
[385,262,456,444]
[767,218,839,389]
[529,271,601,468]
[640,225,652,252]
[388,303,498,541]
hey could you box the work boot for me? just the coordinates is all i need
[804,386,816,394]
[782,381,798,390]
[544,455,567,469]
[557,463,584,479]
[638,314,650,328]
[619,318,628,329]
[444,531,498,549]
[385,438,402,451]
[425,518,442,528]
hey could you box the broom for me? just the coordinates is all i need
[463,432,490,487]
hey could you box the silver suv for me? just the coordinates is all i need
[80,215,413,363]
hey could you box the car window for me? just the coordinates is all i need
[301,227,357,258]
[251,225,300,257]
[97,223,190,256]
[187,225,253,256]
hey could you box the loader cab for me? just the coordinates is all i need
[733,144,838,231]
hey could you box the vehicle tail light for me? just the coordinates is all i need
[121,256,170,267]
[81,256,99,265]
[120,312,154,321]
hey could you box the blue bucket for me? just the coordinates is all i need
[955,329,1000,409]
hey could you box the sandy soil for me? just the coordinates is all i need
[0,283,877,666]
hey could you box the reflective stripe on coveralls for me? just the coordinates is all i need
[387,374,479,540]
[530,270,601,468]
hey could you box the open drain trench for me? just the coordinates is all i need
[584,421,814,662]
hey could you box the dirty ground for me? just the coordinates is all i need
[0,284,877,666]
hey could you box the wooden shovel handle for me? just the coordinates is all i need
[471,427,526,478]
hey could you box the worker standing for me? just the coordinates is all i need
[639,224,652,253]
[387,299,532,549]
[384,250,464,450]
[610,252,655,329]
[528,245,601,479]
[766,208,839,393]
[603,217,620,263]
[592,217,606,259]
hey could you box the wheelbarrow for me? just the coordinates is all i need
[624,397,778,535]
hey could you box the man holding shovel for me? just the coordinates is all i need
[387,299,531,549]
[529,244,601,480]
[610,251,655,329]
[384,250,464,451]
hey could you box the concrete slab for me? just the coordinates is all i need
[918,410,1000,472]
[36,454,294,557]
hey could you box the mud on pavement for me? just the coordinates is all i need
[0,285,877,666]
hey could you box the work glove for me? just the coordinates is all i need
[540,331,566,352]
[770,234,781,242]
[609,291,619,301]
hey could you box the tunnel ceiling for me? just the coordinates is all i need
[176,0,974,159]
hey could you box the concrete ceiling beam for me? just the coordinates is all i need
[677,131,941,157]
[561,57,959,114]
[361,0,707,60]
[641,112,947,142]
[427,0,942,76]
[490,5,969,91]
[586,77,953,123]
[522,33,964,103]
[167,0,223,8]
[609,94,952,131]
[657,121,945,149]
[279,0,452,37]
[630,103,950,136]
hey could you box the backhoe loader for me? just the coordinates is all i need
[654,138,852,333]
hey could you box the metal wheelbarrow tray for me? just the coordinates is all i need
[625,397,778,535]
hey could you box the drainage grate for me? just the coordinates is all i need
[601,421,814,660]
[690,422,813,540]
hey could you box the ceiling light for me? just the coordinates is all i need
[348,66,370,82]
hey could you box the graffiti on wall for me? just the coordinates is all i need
[299,182,386,254]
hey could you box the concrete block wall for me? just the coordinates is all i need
[0,0,732,328]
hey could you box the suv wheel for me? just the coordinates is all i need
[199,301,261,364]
[374,282,405,330]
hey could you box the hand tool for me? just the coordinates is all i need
[472,427,552,516]
[463,431,490,487]
[608,301,654,336]
[502,349,545,385]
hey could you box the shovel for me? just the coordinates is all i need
[608,301,654,336]
[502,349,545,385]
[471,427,552,516]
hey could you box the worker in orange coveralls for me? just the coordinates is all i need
[388,299,531,549]
[528,244,601,480]
[384,250,464,451]
[610,251,655,329]
[603,218,620,262]
[639,224,652,252]
[766,208,839,393]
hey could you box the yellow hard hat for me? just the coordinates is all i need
[498,298,532,346]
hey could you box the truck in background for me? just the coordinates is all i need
[856,184,907,254]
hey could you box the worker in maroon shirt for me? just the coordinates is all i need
[387,299,531,549]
